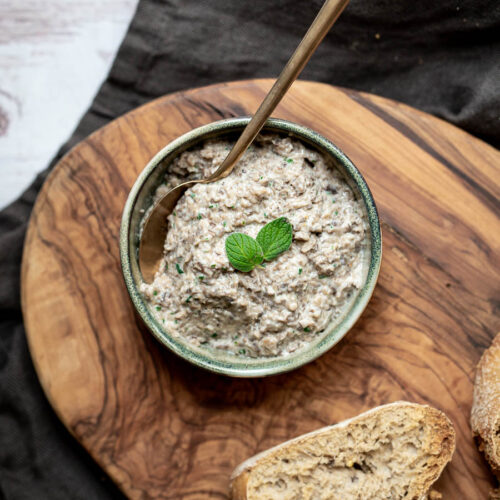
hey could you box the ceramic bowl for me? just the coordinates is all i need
[120,117,381,377]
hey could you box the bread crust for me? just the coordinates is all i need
[230,470,250,500]
[471,332,500,479]
[229,401,455,500]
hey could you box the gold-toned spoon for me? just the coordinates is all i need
[139,0,350,282]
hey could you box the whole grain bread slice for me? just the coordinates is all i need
[471,332,500,494]
[230,401,455,500]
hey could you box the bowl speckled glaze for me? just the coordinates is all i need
[120,117,381,377]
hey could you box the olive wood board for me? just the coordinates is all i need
[21,79,500,499]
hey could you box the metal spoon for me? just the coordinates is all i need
[139,0,350,282]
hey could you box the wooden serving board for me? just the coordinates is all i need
[21,80,499,498]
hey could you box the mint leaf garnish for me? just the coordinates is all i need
[225,233,263,272]
[256,217,293,261]
[224,217,293,272]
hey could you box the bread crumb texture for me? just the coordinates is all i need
[233,402,455,500]
[471,332,500,479]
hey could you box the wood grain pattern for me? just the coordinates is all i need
[21,80,500,499]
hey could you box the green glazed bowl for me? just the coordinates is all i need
[120,117,381,377]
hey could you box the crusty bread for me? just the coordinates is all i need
[471,332,500,481]
[230,402,455,500]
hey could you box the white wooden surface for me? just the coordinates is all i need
[0,0,139,210]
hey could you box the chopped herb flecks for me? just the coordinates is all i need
[319,275,328,279]
[197,213,202,220]
[211,333,218,338]
[298,268,303,275]
[176,263,184,274]
[238,349,246,355]
[211,264,216,268]
[155,306,161,311]
[173,211,177,216]
[185,295,192,303]
[153,290,158,296]
[209,204,214,208]
[335,210,338,215]
[286,158,294,163]
[223,221,227,227]
[198,275,205,280]
[190,193,196,199]
[303,327,311,332]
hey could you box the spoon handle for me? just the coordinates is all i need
[208,0,350,181]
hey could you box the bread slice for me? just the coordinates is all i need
[471,332,500,481]
[230,402,455,500]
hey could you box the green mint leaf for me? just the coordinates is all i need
[256,217,293,261]
[225,233,263,272]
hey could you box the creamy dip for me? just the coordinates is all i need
[141,134,370,358]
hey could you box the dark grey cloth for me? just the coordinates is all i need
[1,0,499,498]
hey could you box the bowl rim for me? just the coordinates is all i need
[120,117,382,377]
